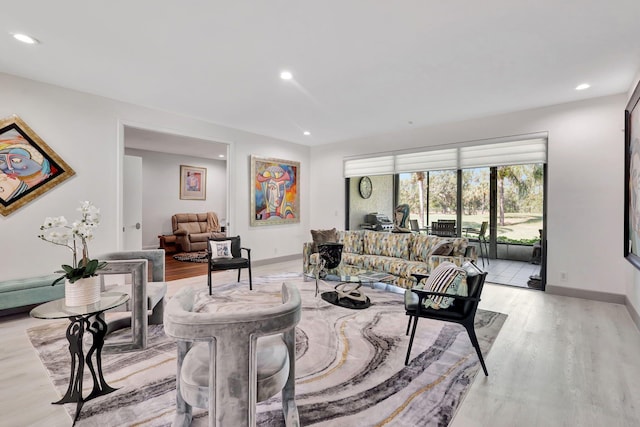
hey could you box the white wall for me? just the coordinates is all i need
[0,72,310,280]
[124,148,226,249]
[310,93,632,297]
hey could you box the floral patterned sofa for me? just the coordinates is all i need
[302,230,476,289]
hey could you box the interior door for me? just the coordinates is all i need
[123,155,143,250]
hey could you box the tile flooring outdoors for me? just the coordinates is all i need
[479,257,542,289]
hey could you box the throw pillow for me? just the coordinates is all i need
[431,240,453,256]
[422,262,466,309]
[311,228,338,252]
[209,239,233,259]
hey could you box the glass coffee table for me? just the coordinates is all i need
[317,268,396,309]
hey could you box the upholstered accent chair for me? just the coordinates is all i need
[98,249,167,351]
[207,236,252,294]
[164,283,301,426]
[404,261,489,375]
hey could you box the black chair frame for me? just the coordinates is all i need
[207,236,252,294]
[405,270,489,376]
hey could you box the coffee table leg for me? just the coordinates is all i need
[85,313,117,400]
[53,316,86,425]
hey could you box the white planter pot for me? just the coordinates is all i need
[65,276,101,307]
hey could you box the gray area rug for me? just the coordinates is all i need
[172,251,208,263]
[26,273,507,426]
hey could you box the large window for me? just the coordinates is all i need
[462,167,490,232]
[495,164,543,243]
[389,163,543,246]
[346,135,547,255]
[428,170,457,225]
[398,173,426,227]
[398,170,458,228]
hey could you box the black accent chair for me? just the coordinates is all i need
[207,236,252,294]
[404,266,489,376]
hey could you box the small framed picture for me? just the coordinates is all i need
[180,165,206,200]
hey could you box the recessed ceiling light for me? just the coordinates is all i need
[303,131,311,136]
[12,33,39,44]
[218,154,225,158]
[575,83,590,90]
[280,71,293,80]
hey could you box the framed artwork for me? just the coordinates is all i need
[250,155,300,226]
[625,79,640,270]
[0,115,75,216]
[180,165,206,200]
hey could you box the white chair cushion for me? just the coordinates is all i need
[105,281,167,312]
[180,334,290,408]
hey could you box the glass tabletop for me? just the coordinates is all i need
[30,292,130,319]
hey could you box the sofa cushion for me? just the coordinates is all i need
[431,240,453,256]
[411,234,445,262]
[363,231,412,259]
[180,222,202,234]
[190,232,212,243]
[450,237,469,256]
[338,230,365,254]
[310,228,338,253]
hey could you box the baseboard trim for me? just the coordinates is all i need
[545,285,625,305]
[625,296,640,332]
[252,254,301,267]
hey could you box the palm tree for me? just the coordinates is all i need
[497,164,543,225]
[413,172,426,226]
[497,166,524,226]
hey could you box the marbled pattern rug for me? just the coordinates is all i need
[27,273,507,426]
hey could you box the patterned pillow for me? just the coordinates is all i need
[339,230,365,254]
[209,239,233,259]
[311,228,338,252]
[416,262,466,309]
[431,240,453,256]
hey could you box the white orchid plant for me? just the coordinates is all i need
[38,201,107,285]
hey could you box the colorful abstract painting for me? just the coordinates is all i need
[0,115,75,216]
[250,155,299,226]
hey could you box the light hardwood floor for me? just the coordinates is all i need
[2,259,640,426]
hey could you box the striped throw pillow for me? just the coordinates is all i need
[423,262,466,309]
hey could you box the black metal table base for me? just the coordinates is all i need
[54,313,118,425]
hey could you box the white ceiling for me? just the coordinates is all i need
[2,1,640,147]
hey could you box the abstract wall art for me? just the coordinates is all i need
[0,115,75,216]
[250,155,299,226]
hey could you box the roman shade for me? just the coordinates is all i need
[343,134,547,176]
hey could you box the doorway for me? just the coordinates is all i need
[121,125,230,251]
